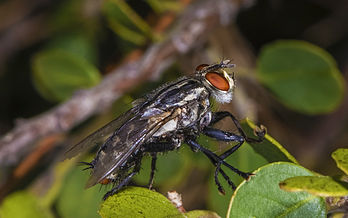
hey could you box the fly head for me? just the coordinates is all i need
[195,60,236,104]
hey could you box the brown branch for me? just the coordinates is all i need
[0,134,64,199]
[0,0,253,166]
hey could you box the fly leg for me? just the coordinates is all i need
[202,127,253,192]
[210,111,265,143]
[148,153,157,190]
[143,141,177,190]
[186,139,246,194]
[103,155,143,200]
[203,127,246,160]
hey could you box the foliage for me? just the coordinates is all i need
[332,149,348,175]
[228,163,326,217]
[0,191,53,218]
[257,40,345,114]
[32,49,100,102]
[99,187,183,218]
[241,119,298,164]
[1,0,347,218]
[56,165,105,218]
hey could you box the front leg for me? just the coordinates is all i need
[203,127,245,160]
[210,111,265,143]
[186,139,251,194]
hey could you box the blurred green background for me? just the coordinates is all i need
[0,0,347,217]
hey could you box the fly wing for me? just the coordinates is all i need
[64,108,138,159]
[85,109,176,188]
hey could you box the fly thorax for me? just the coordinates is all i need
[153,118,178,137]
[199,111,212,129]
[179,106,199,128]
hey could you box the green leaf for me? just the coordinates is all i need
[46,33,98,64]
[332,148,348,175]
[99,187,183,218]
[40,158,77,207]
[147,0,183,13]
[280,176,348,197]
[102,0,152,45]
[56,166,105,218]
[109,0,153,37]
[185,210,220,218]
[227,162,326,217]
[0,191,53,218]
[241,118,298,164]
[32,49,101,102]
[257,40,345,114]
[48,0,92,32]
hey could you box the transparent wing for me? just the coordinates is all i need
[85,110,175,188]
[64,108,137,159]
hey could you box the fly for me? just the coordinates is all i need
[64,60,266,200]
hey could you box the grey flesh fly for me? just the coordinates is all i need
[64,60,265,200]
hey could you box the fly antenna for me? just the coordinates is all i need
[201,60,235,74]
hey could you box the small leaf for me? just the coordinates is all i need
[147,0,183,13]
[0,191,53,218]
[99,187,183,218]
[47,33,98,64]
[102,0,152,45]
[227,162,326,217]
[257,40,345,114]
[32,49,101,102]
[280,176,348,197]
[49,0,91,32]
[241,119,298,164]
[109,0,153,37]
[185,210,220,218]
[332,148,348,175]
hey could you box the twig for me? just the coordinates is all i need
[167,191,186,213]
[0,0,254,166]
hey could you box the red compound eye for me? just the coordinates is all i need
[195,64,209,71]
[205,72,230,91]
